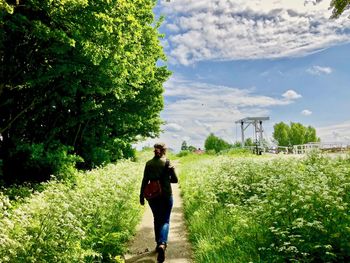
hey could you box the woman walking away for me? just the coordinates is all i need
[140,143,178,263]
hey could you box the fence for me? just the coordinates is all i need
[293,142,350,154]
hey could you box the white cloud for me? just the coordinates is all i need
[166,23,180,33]
[160,0,350,65]
[317,121,350,142]
[138,76,301,151]
[307,65,333,75]
[282,90,302,100]
[301,109,313,115]
[164,122,183,132]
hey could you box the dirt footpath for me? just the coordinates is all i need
[124,184,192,263]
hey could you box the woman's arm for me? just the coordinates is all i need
[168,161,178,183]
[139,164,149,205]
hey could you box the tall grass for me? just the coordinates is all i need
[0,160,143,262]
[179,152,350,262]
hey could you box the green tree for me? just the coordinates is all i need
[273,122,290,146]
[0,0,13,14]
[329,0,350,18]
[289,122,307,145]
[187,145,197,152]
[204,133,231,153]
[273,122,319,147]
[181,141,188,151]
[244,138,255,147]
[0,0,170,183]
[233,141,242,148]
[305,125,318,143]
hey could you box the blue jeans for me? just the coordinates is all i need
[148,195,173,244]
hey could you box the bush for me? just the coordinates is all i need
[177,150,191,157]
[0,160,143,262]
[204,133,231,153]
[77,139,136,170]
[226,148,252,156]
[2,142,82,185]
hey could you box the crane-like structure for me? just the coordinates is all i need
[235,117,270,147]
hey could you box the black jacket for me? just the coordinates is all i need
[140,156,178,200]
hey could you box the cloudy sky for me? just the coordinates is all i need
[140,0,350,151]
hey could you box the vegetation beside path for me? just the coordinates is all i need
[0,160,143,262]
[2,149,350,262]
[179,151,350,262]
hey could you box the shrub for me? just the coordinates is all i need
[204,133,231,153]
[0,160,143,262]
[177,150,191,157]
[2,142,82,185]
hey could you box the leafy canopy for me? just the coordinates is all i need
[0,0,170,183]
[330,0,350,18]
[204,133,231,153]
[273,122,319,146]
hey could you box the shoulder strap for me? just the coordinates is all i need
[159,159,169,180]
[165,159,170,168]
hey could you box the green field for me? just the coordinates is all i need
[1,151,350,262]
[179,151,350,262]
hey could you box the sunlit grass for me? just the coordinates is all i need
[179,151,350,262]
[0,161,143,262]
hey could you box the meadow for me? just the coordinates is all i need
[179,151,350,262]
[1,150,349,262]
[0,160,144,263]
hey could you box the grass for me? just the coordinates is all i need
[178,151,350,262]
[0,160,144,262]
[2,149,349,262]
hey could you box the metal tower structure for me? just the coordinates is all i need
[235,117,270,147]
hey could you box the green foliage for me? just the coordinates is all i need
[177,150,191,157]
[181,141,188,151]
[244,137,255,147]
[305,125,319,143]
[187,145,197,152]
[180,141,197,152]
[273,122,319,146]
[2,142,82,184]
[1,182,47,202]
[0,0,170,183]
[289,122,307,145]
[233,141,242,147]
[227,148,252,156]
[0,0,13,14]
[330,0,350,18]
[273,122,291,146]
[204,133,231,153]
[179,153,350,262]
[0,160,143,262]
[179,141,197,156]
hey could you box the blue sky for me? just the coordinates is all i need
[140,0,350,151]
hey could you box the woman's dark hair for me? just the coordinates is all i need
[154,143,167,155]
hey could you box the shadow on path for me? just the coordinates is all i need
[125,250,157,263]
[124,184,192,263]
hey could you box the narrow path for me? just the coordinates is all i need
[124,184,192,263]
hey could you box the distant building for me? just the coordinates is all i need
[194,148,205,154]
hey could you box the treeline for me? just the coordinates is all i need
[185,122,319,154]
[273,122,319,147]
[0,0,170,184]
[179,134,237,155]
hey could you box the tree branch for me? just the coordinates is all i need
[0,99,37,134]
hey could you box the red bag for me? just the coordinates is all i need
[143,180,162,200]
